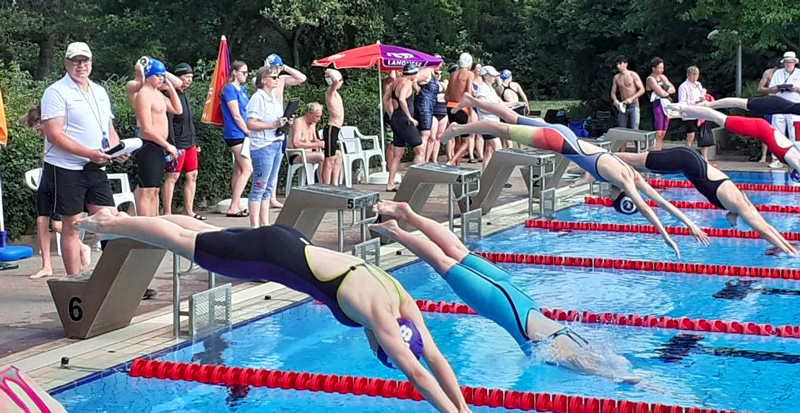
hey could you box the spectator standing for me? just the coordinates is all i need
[263,54,307,207]
[220,61,252,217]
[162,63,203,219]
[430,67,449,162]
[386,64,424,191]
[246,66,289,227]
[646,57,676,150]
[678,66,708,159]
[767,51,800,169]
[322,69,344,185]
[610,56,645,132]
[40,42,126,276]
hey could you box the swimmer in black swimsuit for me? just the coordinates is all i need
[615,147,797,256]
[698,95,800,116]
[444,94,710,258]
[77,210,470,413]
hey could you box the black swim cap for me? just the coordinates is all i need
[612,192,638,215]
[402,63,420,76]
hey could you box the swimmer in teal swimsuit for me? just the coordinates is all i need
[441,94,710,259]
[370,200,640,382]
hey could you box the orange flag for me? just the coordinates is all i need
[0,86,7,146]
[201,35,230,126]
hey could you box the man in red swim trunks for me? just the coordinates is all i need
[162,63,203,219]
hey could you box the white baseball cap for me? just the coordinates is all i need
[481,65,500,77]
[781,51,798,63]
[65,42,92,59]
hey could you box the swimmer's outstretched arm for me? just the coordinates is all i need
[632,174,710,246]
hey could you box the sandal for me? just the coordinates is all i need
[226,210,248,217]
[193,213,208,221]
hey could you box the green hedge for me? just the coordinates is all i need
[0,62,388,239]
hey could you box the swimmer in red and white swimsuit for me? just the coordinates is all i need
[664,103,800,181]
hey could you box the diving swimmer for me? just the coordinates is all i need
[370,200,640,382]
[444,94,710,258]
[77,211,470,413]
[614,147,797,256]
[664,103,800,180]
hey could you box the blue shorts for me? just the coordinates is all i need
[443,253,538,345]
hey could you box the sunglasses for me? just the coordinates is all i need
[266,75,280,79]
[435,71,442,75]
[69,58,92,67]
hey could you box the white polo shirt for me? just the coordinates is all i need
[476,82,501,122]
[246,89,284,150]
[41,74,115,170]
[769,68,800,103]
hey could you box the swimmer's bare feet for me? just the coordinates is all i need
[79,243,92,272]
[570,173,594,188]
[662,101,682,119]
[29,266,53,279]
[451,93,477,114]
[77,208,117,233]
[440,124,466,145]
[368,218,401,238]
[269,200,283,209]
[373,200,411,221]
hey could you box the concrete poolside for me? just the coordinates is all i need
[0,154,781,391]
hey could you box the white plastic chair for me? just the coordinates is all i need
[107,173,137,215]
[284,148,319,196]
[24,168,64,255]
[337,137,367,187]
[341,126,383,181]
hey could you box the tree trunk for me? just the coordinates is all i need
[291,25,304,67]
[36,36,55,80]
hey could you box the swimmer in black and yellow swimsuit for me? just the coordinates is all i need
[615,147,797,256]
[77,211,470,413]
[370,200,639,382]
[442,94,711,259]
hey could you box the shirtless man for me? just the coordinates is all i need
[133,58,181,216]
[444,54,476,126]
[322,69,344,185]
[611,56,645,133]
[756,63,778,162]
[289,102,324,172]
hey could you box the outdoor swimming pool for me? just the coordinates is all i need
[51,172,800,412]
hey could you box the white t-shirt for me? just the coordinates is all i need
[246,89,284,150]
[769,68,800,103]
[40,74,115,170]
[476,82,501,122]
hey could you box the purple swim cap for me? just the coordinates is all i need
[377,318,424,369]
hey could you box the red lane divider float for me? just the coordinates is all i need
[472,251,800,280]
[646,178,800,194]
[524,219,800,241]
[415,299,800,339]
[128,358,745,413]
[586,196,800,214]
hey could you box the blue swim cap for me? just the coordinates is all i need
[266,53,283,68]
[376,318,424,369]
[791,169,800,183]
[612,191,638,215]
[144,59,166,78]
[500,69,512,80]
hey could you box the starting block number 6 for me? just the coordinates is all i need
[69,297,83,322]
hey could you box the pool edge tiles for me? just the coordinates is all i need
[37,190,573,394]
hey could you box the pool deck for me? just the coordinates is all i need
[0,153,781,391]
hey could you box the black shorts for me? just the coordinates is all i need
[45,162,114,216]
[390,112,423,148]
[482,134,498,140]
[683,119,699,134]
[447,108,470,125]
[135,141,166,188]
[225,138,245,148]
[36,167,59,219]
[323,124,341,157]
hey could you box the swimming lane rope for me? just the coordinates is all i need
[128,358,743,413]
[414,299,800,339]
[646,178,800,193]
[586,196,800,214]
[524,219,800,241]
[472,251,800,280]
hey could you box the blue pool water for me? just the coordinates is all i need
[52,172,800,412]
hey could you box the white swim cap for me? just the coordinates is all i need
[325,69,343,85]
[458,53,473,68]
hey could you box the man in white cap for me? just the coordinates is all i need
[40,42,128,276]
[767,51,800,168]
[444,52,475,127]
